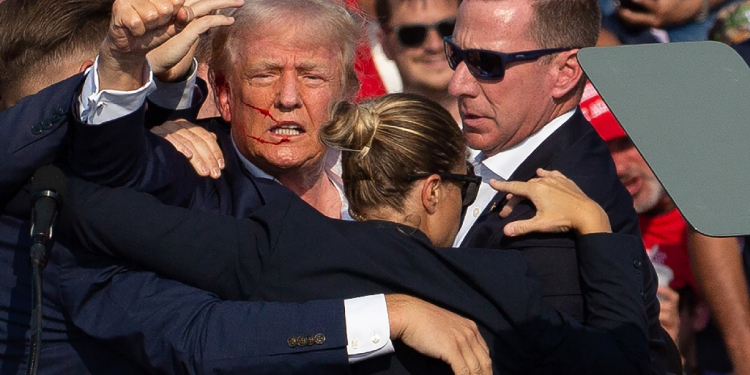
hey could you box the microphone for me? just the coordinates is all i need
[26,165,65,375]
[29,165,65,265]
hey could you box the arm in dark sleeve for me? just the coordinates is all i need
[0,73,83,206]
[59,176,271,300]
[527,233,649,374]
[66,102,208,207]
[51,246,349,375]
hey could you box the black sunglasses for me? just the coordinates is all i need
[443,36,578,80]
[408,165,482,208]
[391,18,456,48]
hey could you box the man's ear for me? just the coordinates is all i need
[78,59,95,73]
[550,50,584,100]
[213,70,232,122]
[420,175,442,215]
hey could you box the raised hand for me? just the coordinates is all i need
[386,294,493,375]
[491,169,611,237]
[98,0,243,90]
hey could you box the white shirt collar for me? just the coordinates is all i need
[230,136,351,220]
[476,109,576,179]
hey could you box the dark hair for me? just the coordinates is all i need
[320,93,466,220]
[0,0,112,89]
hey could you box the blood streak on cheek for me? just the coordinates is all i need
[250,136,291,145]
[243,102,281,124]
[243,102,291,145]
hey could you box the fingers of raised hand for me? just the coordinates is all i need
[183,0,245,18]
[115,0,181,35]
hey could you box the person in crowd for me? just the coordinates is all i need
[599,0,742,43]
[682,37,750,375]
[62,0,492,373]
[582,86,714,373]
[57,93,650,374]
[374,0,460,122]
[444,0,667,373]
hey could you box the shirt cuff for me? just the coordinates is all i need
[78,56,156,125]
[344,294,393,363]
[148,58,198,110]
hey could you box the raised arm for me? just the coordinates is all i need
[68,0,238,197]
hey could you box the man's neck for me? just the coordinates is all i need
[274,162,343,219]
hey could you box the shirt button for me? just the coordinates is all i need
[351,339,358,349]
[372,334,380,344]
[473,208,480,217]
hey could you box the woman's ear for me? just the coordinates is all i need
[420,175,442,215]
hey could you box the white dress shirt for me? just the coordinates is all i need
[453,109,576,247]
[77,60,392,360]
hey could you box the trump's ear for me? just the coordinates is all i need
[549,49,584,100]
[213,70,232,122]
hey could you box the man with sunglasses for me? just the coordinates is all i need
[445,0,669,374]
[375,0,460,122]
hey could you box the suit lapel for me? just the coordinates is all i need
[460,109,591,247]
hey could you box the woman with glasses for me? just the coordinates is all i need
[59,93,648,374]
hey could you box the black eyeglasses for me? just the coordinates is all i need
[408,165,482,208]
[391,18,456,48]
[443,36,578,80]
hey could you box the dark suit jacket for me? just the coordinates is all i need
[60,177,650,375]
[0,77,349,374]
[0,74,150,375]
[460,109,665,374]
[65,113,353,373]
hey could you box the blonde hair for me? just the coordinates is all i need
[321,93,466,220]
[211,0,363,100]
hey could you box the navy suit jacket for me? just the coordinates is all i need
[59,176,650,375]
[0,74,148,375]
[460,110,665,374]
[0,76,348,374]
[65,113,353,372]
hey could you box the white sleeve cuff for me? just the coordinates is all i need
[78,56,156,125]
[344,294,393,363]
[148,58,198,110]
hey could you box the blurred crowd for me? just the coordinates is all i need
[1,0,750,375]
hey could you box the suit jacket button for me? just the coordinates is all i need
[287,336,298,348]
[314,333,326,345]
[306,335,315,346]
[297,335,308,346]
[41,120,53,130]
[31,125,43,135]
[633,259,642,269]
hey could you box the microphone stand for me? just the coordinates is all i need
[26,189,57,375]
